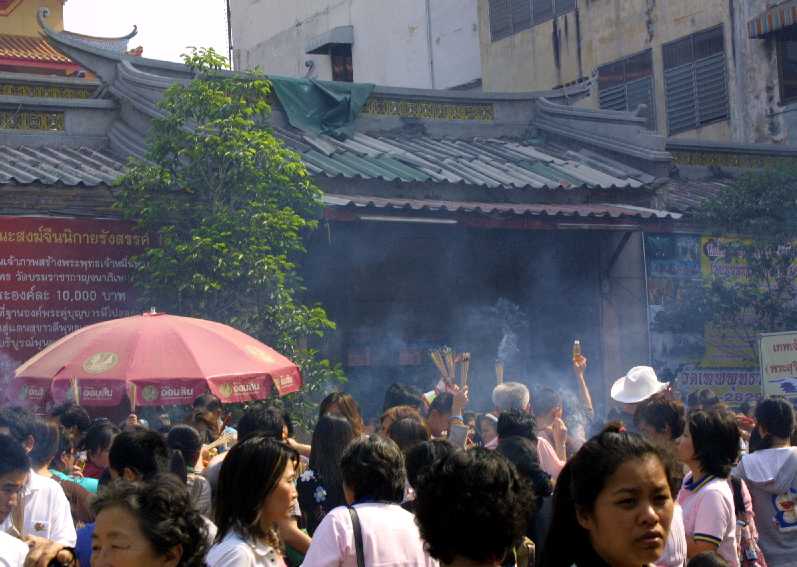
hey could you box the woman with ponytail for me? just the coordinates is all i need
[542,424,677,567]
[734,397,797,566]
[108,429,188,482]
[168,424,213,516]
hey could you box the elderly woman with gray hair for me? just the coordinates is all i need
[491,383,565,481]
[492,382,531,413]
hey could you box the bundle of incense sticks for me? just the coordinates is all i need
[429,349,449,382]
[443,347,456,384]
[460,353,471,387]
[495,359,505,384]
[129,383,137,413]
[70,377,80,406]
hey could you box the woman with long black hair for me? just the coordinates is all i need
[297,414,355,535]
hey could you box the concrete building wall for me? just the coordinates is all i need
[729,0,797,144]
[229,0,481,89]
[599,231,650,407]
[478,0,797,144]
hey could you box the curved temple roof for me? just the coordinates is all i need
[33,8,138,60]
[13,14,686,224]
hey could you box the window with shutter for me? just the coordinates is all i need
[491,0,573,42]
[663,26,728,134]
[532,0,554,24]
[512,0,532,33]
[554,0,576,16]
[779,34,797,104]
[489,0,513,42]
[597,50,656,130]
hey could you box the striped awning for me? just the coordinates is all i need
[749,0,797,38]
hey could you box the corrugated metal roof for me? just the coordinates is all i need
[0,35,73,64]
[0,146,126,186]
[323,194,682,220]
[0,131,657,195]
[275,128,654,191]
[659,179,729,212]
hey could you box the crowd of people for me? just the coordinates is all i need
[1,357,796,567]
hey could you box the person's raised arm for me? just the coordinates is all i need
[573,354,594,419]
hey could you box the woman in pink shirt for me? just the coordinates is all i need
[676,409,740,567]
[301,435,437,567]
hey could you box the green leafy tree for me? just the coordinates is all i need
[654,167,797,360]
[116,48,344,426]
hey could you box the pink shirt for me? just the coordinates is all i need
[301,503,438,567]
[677,475,739,567]
[536,437,565,481]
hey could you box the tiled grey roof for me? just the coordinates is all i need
[275,128,657,190]
[0,146,125,186]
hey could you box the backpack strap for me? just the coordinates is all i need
[730,476,746,518]
[348,506,365,567]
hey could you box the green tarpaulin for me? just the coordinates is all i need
[269,76,375,139]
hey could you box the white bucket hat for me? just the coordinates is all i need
[610,366,668,404]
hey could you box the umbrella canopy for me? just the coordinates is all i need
[11,311,302,407]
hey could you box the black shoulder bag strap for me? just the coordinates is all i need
[348,506,366,567]
[730,476,746,519]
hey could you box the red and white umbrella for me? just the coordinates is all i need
[11,311,302,407]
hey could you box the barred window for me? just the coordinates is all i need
[777,28,797,104]
[490,0,575,42]
[489,0,530,41]
[663,26,729,134]
[598,50,656,130]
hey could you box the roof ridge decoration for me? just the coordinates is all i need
[533,97,671,166]
[37,8,137,55]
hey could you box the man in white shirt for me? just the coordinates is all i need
[0,409,77,546]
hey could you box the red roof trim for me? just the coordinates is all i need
[0,57,80,73]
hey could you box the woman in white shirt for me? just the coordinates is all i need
[207,435,299,567]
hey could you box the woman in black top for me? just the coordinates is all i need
[297,414,355,535]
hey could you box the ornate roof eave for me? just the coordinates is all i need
[533,97,672,166]
[36,7,138,52]
[59,26,139,44]
[39,9,132,85]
